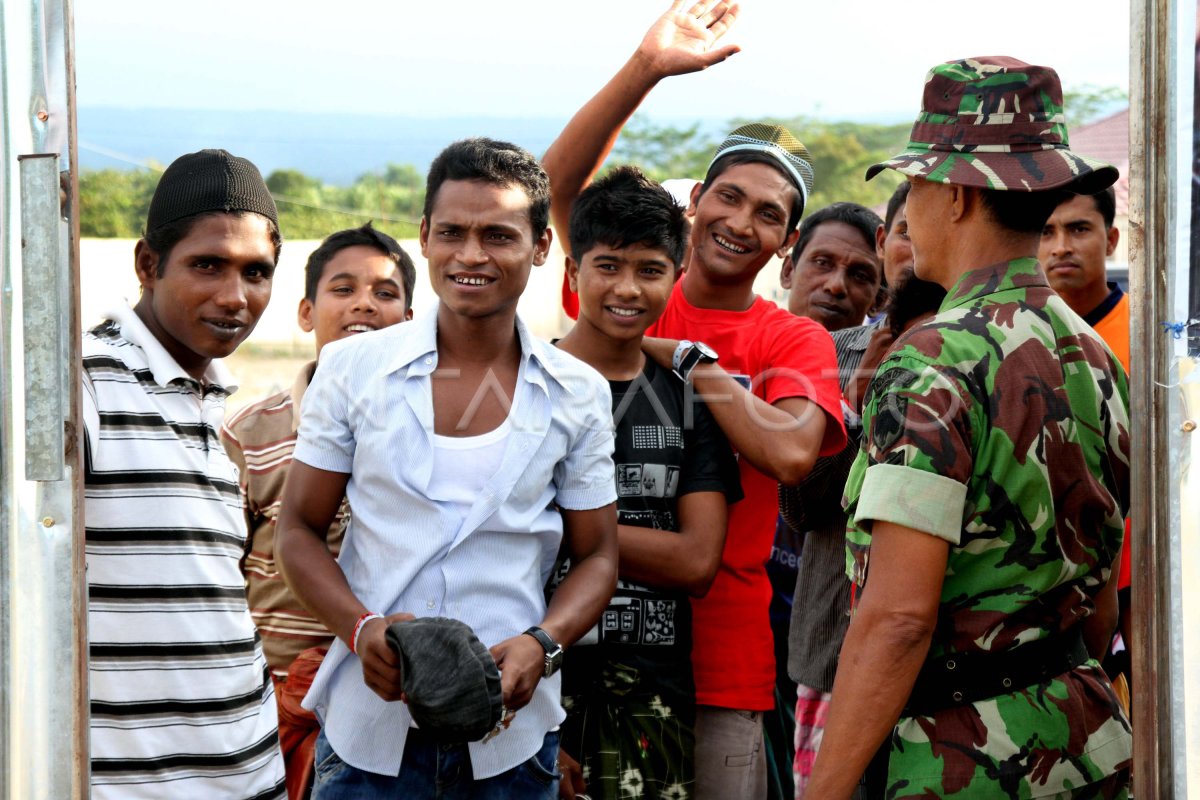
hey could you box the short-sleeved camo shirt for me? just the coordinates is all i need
[843,257,1133,797]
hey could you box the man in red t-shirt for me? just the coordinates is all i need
[543,4,844,795]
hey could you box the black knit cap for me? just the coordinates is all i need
[146,149,278,231]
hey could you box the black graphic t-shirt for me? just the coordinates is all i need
[552,358,742,704]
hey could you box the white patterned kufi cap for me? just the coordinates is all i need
[707,123,815,213]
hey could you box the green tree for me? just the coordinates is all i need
[1063,84,1128,128]
[609,115,716,182]
[79,168,158,237]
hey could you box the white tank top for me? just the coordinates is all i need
[428,417,512,520]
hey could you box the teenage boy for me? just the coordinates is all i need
[553,166,742,800]
[275,137,619,798]
[221,222,416,798]
[82,149,286,799]
[543,4,844,796]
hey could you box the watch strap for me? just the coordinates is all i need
[523,626,563,678]
[523,626,556,653]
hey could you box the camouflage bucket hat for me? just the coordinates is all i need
[866,57,1119,193]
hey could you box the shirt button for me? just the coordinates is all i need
[426,600,436,610]
[424,357,433,365]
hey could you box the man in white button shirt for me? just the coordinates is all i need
[277,137,619,799]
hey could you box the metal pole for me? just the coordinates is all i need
[0,0,86,798]
[1129,0,1200,796]
[1128,0,1172,795]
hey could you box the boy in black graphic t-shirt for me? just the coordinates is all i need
[553,167,742,800]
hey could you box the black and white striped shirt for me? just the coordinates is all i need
[82,305,285,800]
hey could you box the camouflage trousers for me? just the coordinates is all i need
[883,771,1129,799]
[561,663,695,800]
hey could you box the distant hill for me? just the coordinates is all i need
[78,107,581,184]
[80,107,741,185]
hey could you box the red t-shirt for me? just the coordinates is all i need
[647,277,845,710]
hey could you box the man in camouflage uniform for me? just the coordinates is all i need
[804,57,1133,799]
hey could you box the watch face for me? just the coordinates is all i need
[545,646,564,677]
[695,342,718,360]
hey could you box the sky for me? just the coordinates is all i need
[75,0,1131,123]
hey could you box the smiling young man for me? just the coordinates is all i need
[543,5,844,796]
[552,166,742,800]
[221,222,415,799]
[275,138,619,799]
[82,149,286,799]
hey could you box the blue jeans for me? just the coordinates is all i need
[311,728,560,800]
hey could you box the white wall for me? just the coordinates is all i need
[81,236,575,346]
[81,238,790,347]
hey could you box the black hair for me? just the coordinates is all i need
[884,181,911,233]
[978,187,1071,235]
[699,152,805,234]
[142,210,283,276]
[303,222,417,310]
[423,137,550,236]
[887,274,948,338]
[789,202,882,263]
[1081,185,1118,229]
[568,166,688,268]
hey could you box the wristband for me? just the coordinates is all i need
[350,612,383,655]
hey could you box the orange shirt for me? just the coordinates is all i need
[1088,290,1130,374]
[1084,284,1131,590]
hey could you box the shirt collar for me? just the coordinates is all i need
[837,318,886,352]
[384,305,577,396]
[940,257,1047,313]
[290,360,318,432]
[105,302,238,392]
[1082,281,1125,327]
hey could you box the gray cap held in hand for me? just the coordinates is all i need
[385,617,504,744]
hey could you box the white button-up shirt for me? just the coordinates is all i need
[293,308,616,779]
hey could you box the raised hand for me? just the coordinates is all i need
[637,0,742,79]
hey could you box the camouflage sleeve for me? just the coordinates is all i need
[844,348,978,545]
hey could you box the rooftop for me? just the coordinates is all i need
[1072,107,1129,216]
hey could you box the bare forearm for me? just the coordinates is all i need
[806,521,947,799]
[689,364,824,484]
[542,551,618,647]
[805,608,934,799]
[544,50,661,236]
[276,525,367,645]
[616,522,719,596]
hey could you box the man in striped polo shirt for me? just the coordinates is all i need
[82,149,286,799]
